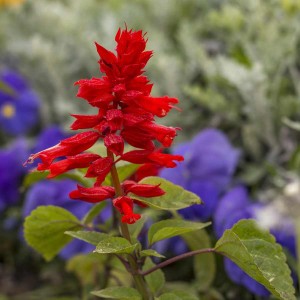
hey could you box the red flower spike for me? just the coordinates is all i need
[75,78,113,108]
[121,149,153,164]
[106,109,123,131]
[148,152,184,168]
[113,196,141,224]
[104,134,124,156]
[25,27,184,222]
[85,157,113,185]
[95,42,117,65]
[70,185,115,203]
[121,128,155,150]
[28,131,100,169]
[122,180,165,197]
[70,113,103,130]
[48,153,100,178]
[132,163,161,182]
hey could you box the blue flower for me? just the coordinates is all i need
[224,259,270,297]
[160,128,240,220]
[22,179,111,259]
[0,139,29,211]
[0,69,40,135]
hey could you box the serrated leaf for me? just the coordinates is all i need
[104,163,139,186]
[143,258,165,295]
[215,219,296,300]
[65,231,110,246]
[183,230,216,292]
[94,237,137,254]
[91,286,141,299]
[140,249,165,258]
[24,205,82,261]
[81,202,107,225]
[148,219,210,245]
[130,177,202,210]
[23,170,91,188]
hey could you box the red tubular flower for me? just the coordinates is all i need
[85,157,113,185]
[27,131,101,170]
[25,27,184,223]
[70,113,103,130]
[113,196,141,224]
[104,134,124,156]
[48,153,100,178]
[122,180,165,197]
[70,185,115,203]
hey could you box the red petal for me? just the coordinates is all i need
[104,134,124,156]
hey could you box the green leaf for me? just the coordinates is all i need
[91,286,141,299]
[67,253,107,285]
[0,80,15,96]
[215,219,296,300]
[24,205,82,261]
[130,177,202,210]
[94,237,138,254]
[23,170,91,188]
[104,163,139,186]
[183,230,216,292]
[148,219,210,245]
[158,291,198,300]
[128,215,147,239]
[143,258,165,295]
[65,231,110,246]
[81,202,107,225]
[140,249,165,258]
[158,293,181,300]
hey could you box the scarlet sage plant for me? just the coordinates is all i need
[24,28,295,300]
[26,27,183,224]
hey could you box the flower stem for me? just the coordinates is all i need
[107,149,151,300]
[140,248,215,276]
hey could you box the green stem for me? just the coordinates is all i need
[107,149,151,300]
[140,248,215,276]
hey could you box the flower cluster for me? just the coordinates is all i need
[26,28,183,224]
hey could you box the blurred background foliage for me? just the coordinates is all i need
[0,0,300,299]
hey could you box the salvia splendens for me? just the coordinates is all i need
[25,27,183,224]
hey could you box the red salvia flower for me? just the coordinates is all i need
[113,196,141,224]
[25,27,184,224]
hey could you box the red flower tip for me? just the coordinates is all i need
[113,196,141,224]
[121,214,141,224]
[122,180,165,198]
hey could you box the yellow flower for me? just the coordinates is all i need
[0,0,25,7]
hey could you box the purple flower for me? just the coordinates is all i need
[154,236,187,257]
[213,185,250,238]
[23,179,111,259]
[0,69,40,135]
[224,259,269,297]
[160,128,240,220]
[0,139,29,211]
